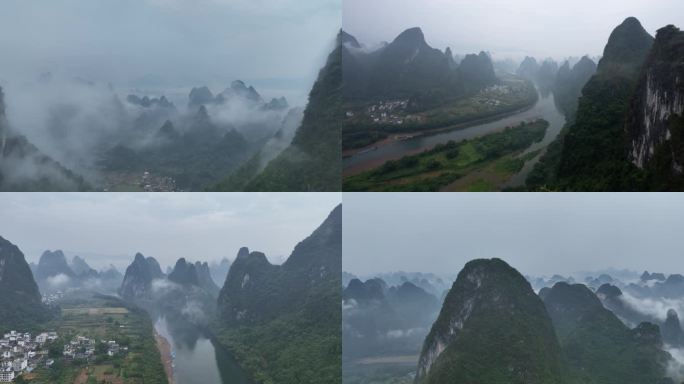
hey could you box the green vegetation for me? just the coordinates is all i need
[533,17,655,191]
[0,236,54,334]
[342,361,415,384]
[214,206,341,384]
[343,78,538,150]
[101,128,256,191]
[29,293,168,384]
[217,309,340,384]
[214,34,342,192]
[542,283,668,384]
[417,259,564,384]
[554,74,647,190]
[344,119,548,191]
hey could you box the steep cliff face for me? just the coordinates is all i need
[517,56,540,81]
[217,204,341,325]
[663,309,684,347]
[366,27,453,98]
[554,17,654,190]
[118,253,165,301]
[415,258,563,384]
[554,56,597,119]
[0,86,89,191]
[35,250,75,282]
[626,25,684,183]
[233,33,341,191]
[0,236,51,331]
[168,258,199,286]
[457,51,497,92]
[215,205,341,384]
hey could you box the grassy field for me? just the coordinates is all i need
[28,293,168,384]
[343,359,416,384]
[343,120,548,192]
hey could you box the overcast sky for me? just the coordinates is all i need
[343,193,684,278]
[0,193,340,270]
[343,0,684,60]
[0,0,340,105]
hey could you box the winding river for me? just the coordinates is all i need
[343,91,567,187]
[154,316,251,384]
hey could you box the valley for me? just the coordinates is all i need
[343,12,684,191]
[343,261,684,384]
[0,196,342,384]
[24,292,168,384]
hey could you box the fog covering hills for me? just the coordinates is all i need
[0,75,307,191]
[213,33,343,191]
[114,204,342,383]
[344,260,684,383]
[0,38,342,192]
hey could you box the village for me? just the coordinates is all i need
[0,330,126,383]
[0,331,58,382]
[349,99,414,126]
[102,170,179,192]
[472,84,514,107]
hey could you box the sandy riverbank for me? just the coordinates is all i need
[154,328,175,384]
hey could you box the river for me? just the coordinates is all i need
[343,91,567,187]
[154,316,252,384]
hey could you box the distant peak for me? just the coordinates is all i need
[134,253,145,262]
[621,16,642,27]
[236,247,250,260]
[231,80,247,90]
[394,27,425,45]
[656,24,681,39]
[340,30,361,49]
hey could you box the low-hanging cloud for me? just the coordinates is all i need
[619,292,684,322]
[46,273,71,288]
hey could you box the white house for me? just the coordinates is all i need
[0,367,14,382]
[12,358,27,372]
[35,333,48,344]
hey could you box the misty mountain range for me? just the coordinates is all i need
[0,203,341,384]
[0,34,342,192]
[342,28,497,103]
[344,258,684,384]
[341,16,684,192]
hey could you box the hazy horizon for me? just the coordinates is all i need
[0,0,340,106]
[0,193,341,271]
[343,193,684,278]
[343,0,684,61]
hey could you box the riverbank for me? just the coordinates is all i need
[344,101,536,154]
[154,328,175,384]
[344,120,549,192]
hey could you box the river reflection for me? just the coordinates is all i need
[154,316,251,384]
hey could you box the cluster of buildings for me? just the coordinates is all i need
[102,171,179,192]
[474,84,514,107]
[140,171,178,192]
[0,331,58,382]
[63,336,125,361]
[41,291,64,305]
[360,99,411,125]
